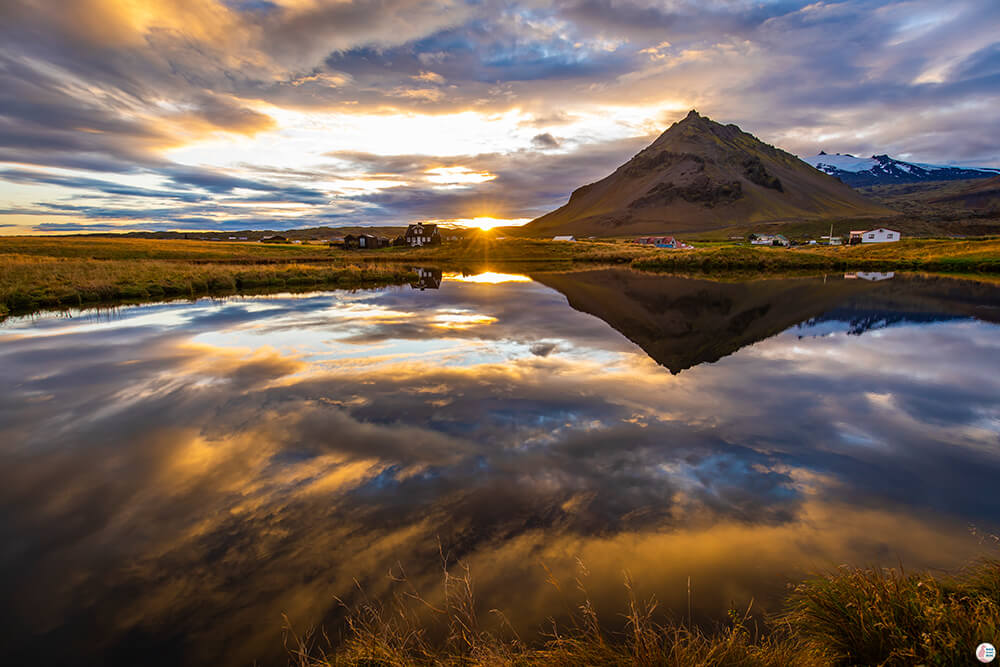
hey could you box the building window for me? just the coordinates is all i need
[868,234,875,239]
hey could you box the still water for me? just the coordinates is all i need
[2,269,999,666]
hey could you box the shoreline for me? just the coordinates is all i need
[2,236,999,318]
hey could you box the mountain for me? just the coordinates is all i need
[928,175,1000,212]
[524,110,892,237]
[803,152,1000,187]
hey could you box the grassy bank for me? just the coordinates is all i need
[632,238,1000,274]
[2,236,999,317]
[0,254,414,315]
[288,560,1000,666]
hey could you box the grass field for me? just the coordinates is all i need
[632,238,1000,273]
[287,559,1000,666]
[2,235,999,317]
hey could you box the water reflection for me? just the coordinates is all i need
[1,270,999,666]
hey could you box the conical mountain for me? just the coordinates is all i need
[525,111,894,236]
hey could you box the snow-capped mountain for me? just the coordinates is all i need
[802,152,1000,187]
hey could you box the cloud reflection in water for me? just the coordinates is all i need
[0,270,998,666]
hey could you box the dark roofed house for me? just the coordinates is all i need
[404,223,441,247]
[343,234,389,249]
[260,235,288,243]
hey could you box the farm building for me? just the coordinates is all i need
[849,228,901,244]
[634,236,692,249]
[750,234,790,247]
[405,223,441,247]
[260,235,288,243]
[552,235,577,242]
[343,234,390,249]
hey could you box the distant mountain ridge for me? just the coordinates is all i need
[525,110,892,237]
[803,152,1000,187]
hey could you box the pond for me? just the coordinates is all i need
[2,268,999,666]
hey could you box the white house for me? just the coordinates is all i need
[404,223,441,247]
[850,228,900,244]
[552,235,576,242]
[750,234,790,247]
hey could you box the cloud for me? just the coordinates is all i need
[2,0,1000,233]
[531,132,560,149]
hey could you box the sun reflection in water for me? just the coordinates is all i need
[449,271,532,284]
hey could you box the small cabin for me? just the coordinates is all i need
[260,235,288,243]
[405,223,442,247]
[552,235,576,242]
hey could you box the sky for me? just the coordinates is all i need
[0,0,998,234]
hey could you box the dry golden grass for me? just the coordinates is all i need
[0,254,413,314]
[0,236,331,261]
[2,235,998,317]
[634,238,1000,273]
[285,554,1000,666]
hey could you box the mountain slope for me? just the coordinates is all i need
[525,111,892,237]
[803,152,1000,187]
[929,175,1000,212]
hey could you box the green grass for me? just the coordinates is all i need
[286,560,1000,666]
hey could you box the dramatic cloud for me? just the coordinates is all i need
[0,0,998,232]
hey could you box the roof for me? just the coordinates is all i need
[406,223,439,235]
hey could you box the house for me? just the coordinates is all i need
[552,235,576,242]
[634,236,693,249]
[750,234,790,247]
[854,228,900,244]
[260,235,288,243]
[409,267,442,290]
[343,234,390,249]
[404,223,441,247]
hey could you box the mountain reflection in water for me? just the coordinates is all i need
[1,270,998,667]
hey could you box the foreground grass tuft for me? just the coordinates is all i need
[285,559,1000,666]
[781,560,1000,666]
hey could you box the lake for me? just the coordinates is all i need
[2,268,999,666]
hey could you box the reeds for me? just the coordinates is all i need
[285,558,1000,666]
